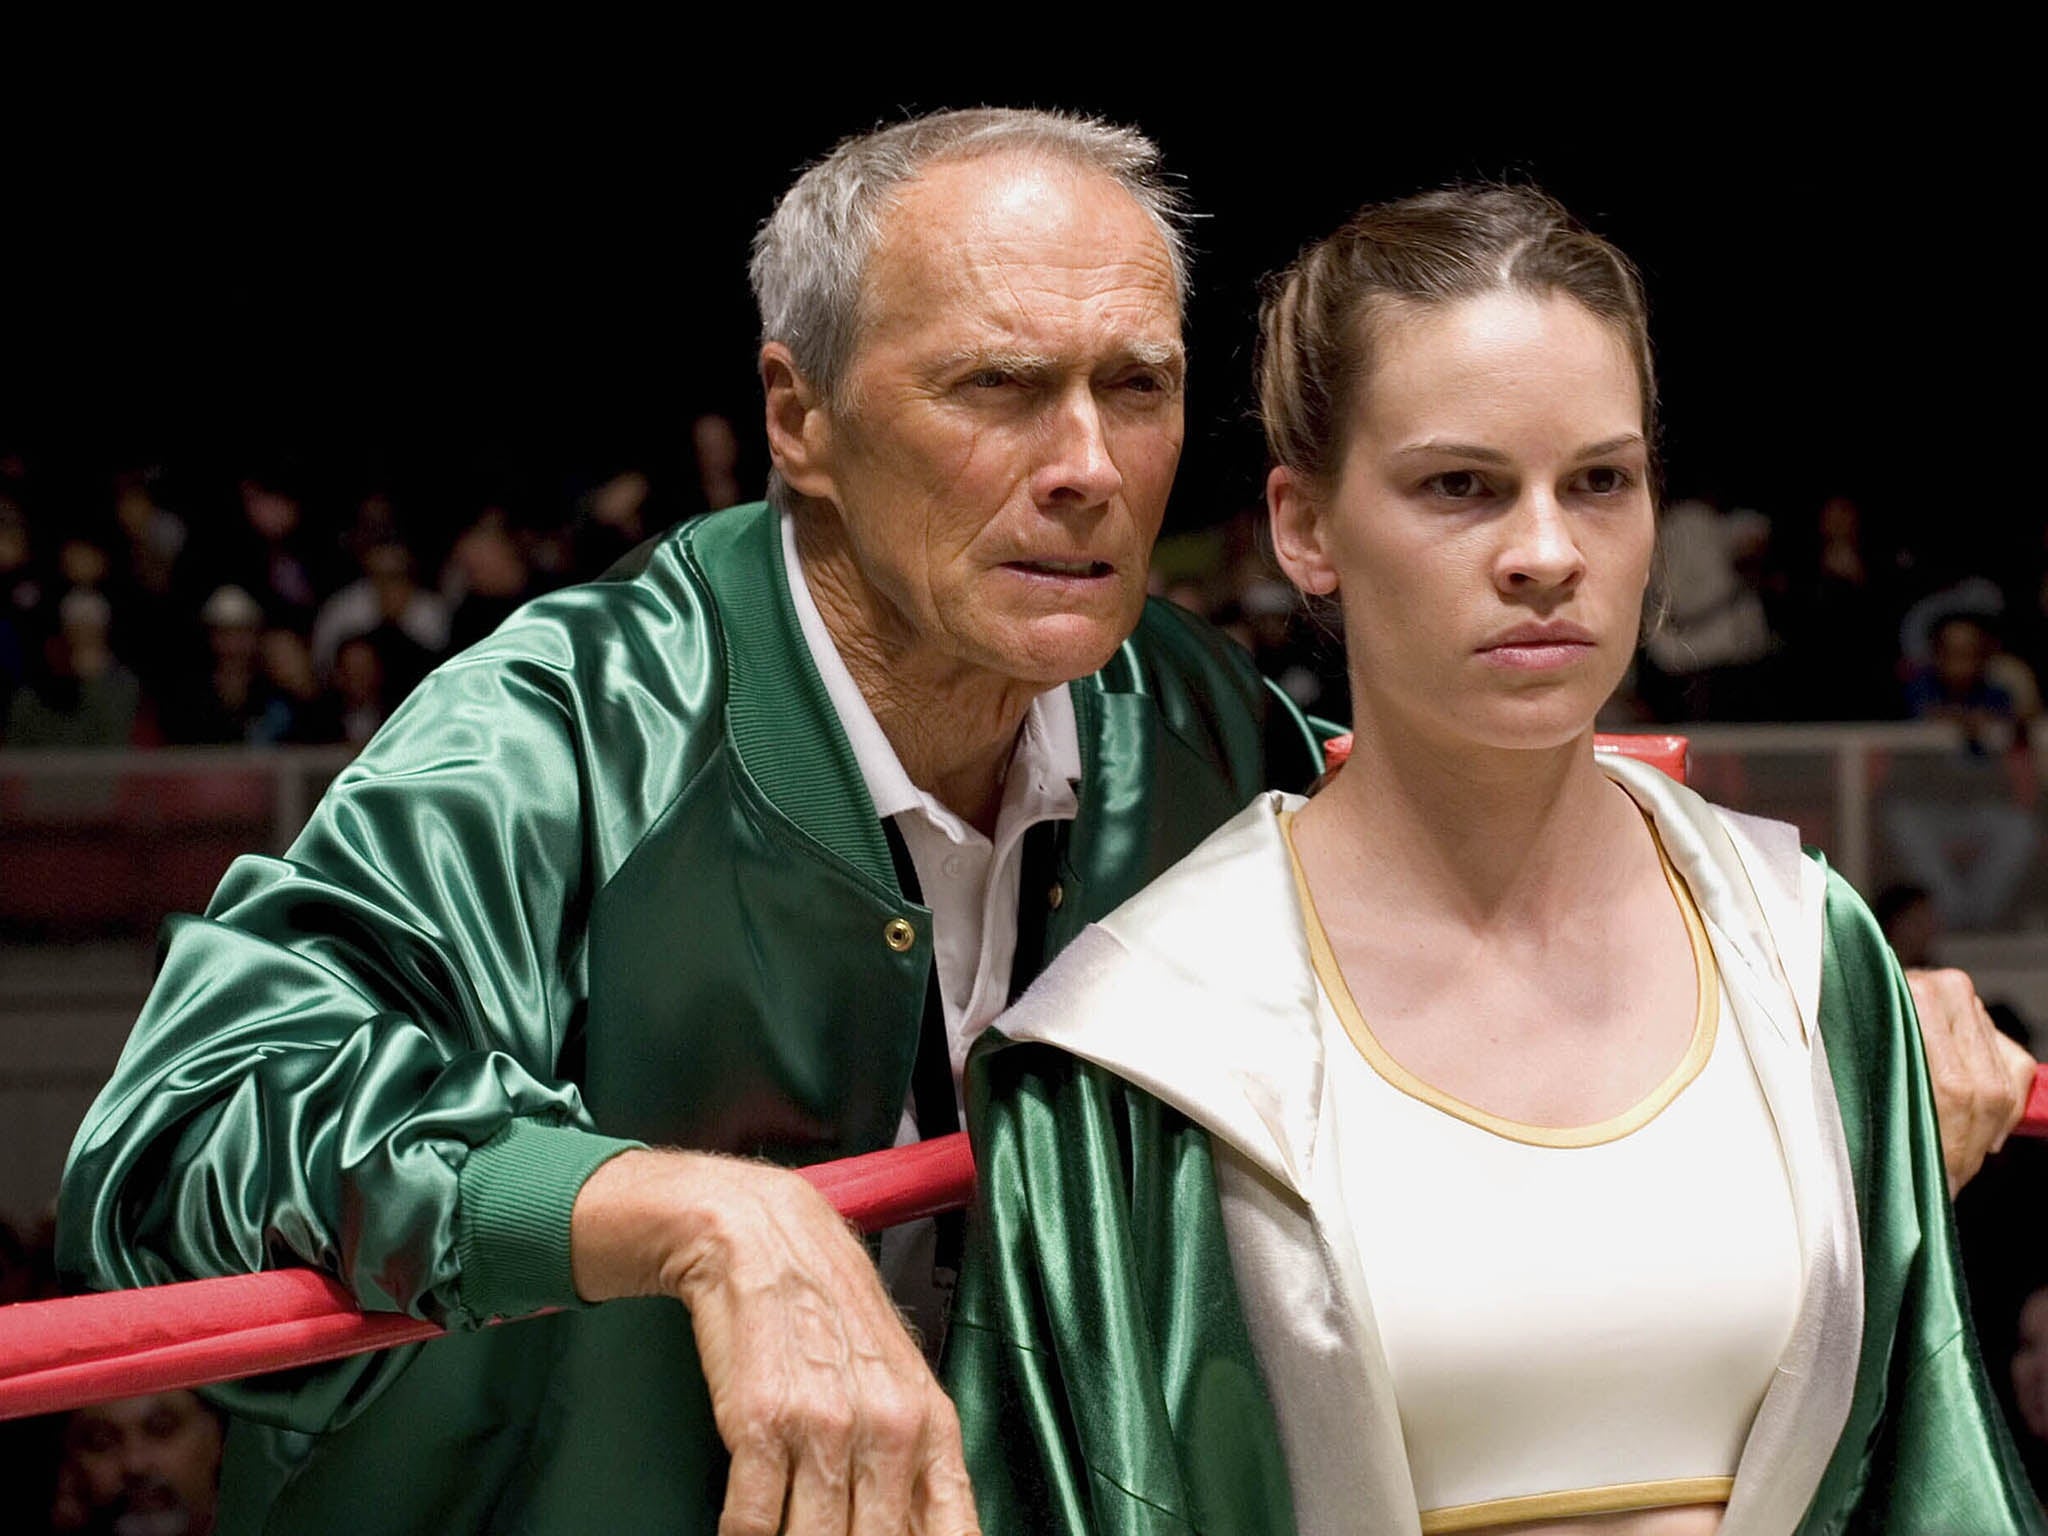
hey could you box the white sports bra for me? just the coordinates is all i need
[1286,815,1802,1534]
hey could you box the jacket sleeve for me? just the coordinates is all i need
[1802,865,2046,1533]
[946,1034,1297,1536]
[56,623,652,1432]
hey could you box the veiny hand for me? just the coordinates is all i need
[1905,967,2037,1196]
[572,1149,981,1536]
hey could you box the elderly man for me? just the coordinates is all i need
[59,108,2030,1536]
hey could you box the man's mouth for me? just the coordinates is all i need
[1003,560,1114,578]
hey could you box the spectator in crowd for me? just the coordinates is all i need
[108,471,187,606]
[3,592,140,749]
[157,587,274,746]
[309,538,450,687]
[1885,612,2042,931]
[568,467,655,580]
[48,1391,223,1536]
[439,508,534,653]
[256,630,341,745]
[104,472,194,704]
[54,539,112,608]
[1638,497,1783,720]
[690,414,743,513]
[1783,495,1902,719]
[330,633,393,747]
[208,473,323,635]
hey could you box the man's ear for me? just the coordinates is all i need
[1267,465,1339,596]
[761,343,839,503]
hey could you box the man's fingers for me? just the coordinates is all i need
[718,1433,793,1536]
[850,1437,919,1536]
[911,1395,982,1536]
[1993,1029,2038,1147]
[783,1427,857,1536]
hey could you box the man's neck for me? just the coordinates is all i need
[795,514,1040,837]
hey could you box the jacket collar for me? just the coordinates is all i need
[683,501,901,893]
[996,754,1835,1206]
[682,501,1099,905]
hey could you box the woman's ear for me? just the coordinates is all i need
[1267,465,1339,596]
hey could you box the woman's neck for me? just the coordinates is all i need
[1300,712,1639,935]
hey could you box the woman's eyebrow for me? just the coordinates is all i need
[1396,441,1512,464]
[1393,434,1647,463]
[1574,434,1647,459]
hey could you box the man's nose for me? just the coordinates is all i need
[1495,490,1586,595]
[1031,386,1123,508]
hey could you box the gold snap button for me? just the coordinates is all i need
[884,917,917,952]
[1047,882,1065,910]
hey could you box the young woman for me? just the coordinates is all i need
[945,189,2041,1534]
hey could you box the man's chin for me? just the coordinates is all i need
[960,604,1140,689]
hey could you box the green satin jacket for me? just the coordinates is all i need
[57,500,1323,1535]
[950,851,2044,1533]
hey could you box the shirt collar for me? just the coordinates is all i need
[781,510,1081,826]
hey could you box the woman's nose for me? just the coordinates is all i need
[1495,492,1586,594]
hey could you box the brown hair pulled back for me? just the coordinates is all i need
[1256,185,1659,494]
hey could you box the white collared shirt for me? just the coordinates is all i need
[781,512,1082,1117]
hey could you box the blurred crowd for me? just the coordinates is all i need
[1156,495,2048,737]
[7,435,2048,761]
[0,419,746,753]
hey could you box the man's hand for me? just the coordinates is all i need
[1906,967,2037,1196]
[571,1149,981,1536]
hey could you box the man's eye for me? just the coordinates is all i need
[1118,372,1162,393]
[1426,471,1488,499]
[1574,465,1635,495]
[967,369,1012,390]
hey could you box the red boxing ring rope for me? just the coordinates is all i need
[0,1132,976,1421]
[5,733,2043,1421]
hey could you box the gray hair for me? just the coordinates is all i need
[750,107,1191,422]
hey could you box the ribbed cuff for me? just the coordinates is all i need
[455,1119,643,1323]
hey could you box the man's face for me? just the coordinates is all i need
[804,153,1186,688]
[59,1391,222,1534]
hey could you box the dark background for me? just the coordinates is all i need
[2,62,2020,573]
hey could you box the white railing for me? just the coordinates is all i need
[1,725,2043,931]
[0,745,357,853]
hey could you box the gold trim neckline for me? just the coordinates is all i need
[1420,1475,1735,1532]
[1281,806,1721,1149]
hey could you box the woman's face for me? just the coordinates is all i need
[1271,289,1653,755]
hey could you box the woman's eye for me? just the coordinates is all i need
[1575,465,1635,495]
[1426,471,1488,499]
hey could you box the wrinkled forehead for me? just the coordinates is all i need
[856,153,1183,354]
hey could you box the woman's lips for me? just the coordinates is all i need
[1478,639,1596,671]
